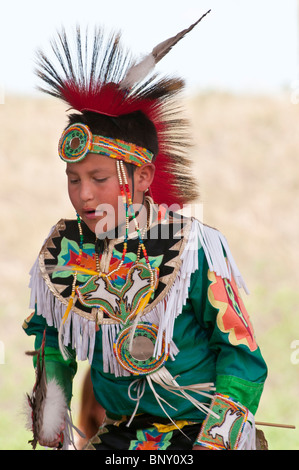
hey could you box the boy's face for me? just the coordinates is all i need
[66,153,129,235]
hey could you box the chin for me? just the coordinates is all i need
[79,215,97,234]
[84,221,97,234]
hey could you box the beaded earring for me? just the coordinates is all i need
[76,212,84,265]
[116,160,155,291]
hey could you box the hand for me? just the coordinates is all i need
[39,432,63,448]
[38,424,65,449]
[192,445,210,450]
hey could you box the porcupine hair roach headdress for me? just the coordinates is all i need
[35,11,210,207]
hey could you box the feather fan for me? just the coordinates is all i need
[25,330,67,449]
[25,330,48,449]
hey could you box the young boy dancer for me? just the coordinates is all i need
[23,13,267,450]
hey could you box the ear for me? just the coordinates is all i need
[134,163,155,193]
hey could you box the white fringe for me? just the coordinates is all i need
[63,409,86,450]
[102,324,130,376]
[196,221,249,294]
[29,257,96,364]
[237,411,256,450]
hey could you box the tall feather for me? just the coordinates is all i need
[121,10,211,89]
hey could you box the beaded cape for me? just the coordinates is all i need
[30,202,191,365]
[29,199,248,370]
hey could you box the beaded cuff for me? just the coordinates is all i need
[194,393,249,450]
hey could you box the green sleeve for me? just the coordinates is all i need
[23,308,77,406]
[190,248,267,414]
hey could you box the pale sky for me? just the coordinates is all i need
[0,0,298,96]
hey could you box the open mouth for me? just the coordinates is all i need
[81,206,110,223]
[82,209,96,219]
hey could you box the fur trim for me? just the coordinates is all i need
[40,379,67,442]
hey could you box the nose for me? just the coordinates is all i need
[79,181,94,202]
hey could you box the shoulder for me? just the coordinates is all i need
[38,218,80,254]
[187,218,249,294]
[42,219,78,242]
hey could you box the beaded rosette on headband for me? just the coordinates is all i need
[58,122,153,166]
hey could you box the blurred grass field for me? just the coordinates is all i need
[0,91,298,450]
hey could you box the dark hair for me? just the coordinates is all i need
[67,110,159,158]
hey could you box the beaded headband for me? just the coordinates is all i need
[58,123,154,166]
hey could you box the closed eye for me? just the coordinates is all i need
[94,177,108,183]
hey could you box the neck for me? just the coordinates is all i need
[96,198,149,242]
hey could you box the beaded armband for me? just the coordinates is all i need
[194,394,249,450]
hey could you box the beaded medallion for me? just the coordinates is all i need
[76,263,159,324]
[58,123,93,163]
[113,323,168,375]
